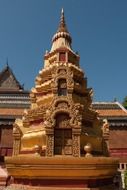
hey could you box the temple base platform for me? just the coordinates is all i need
[5,155,118,190]
[5,184,117,190]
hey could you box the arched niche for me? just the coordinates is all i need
[45,106,81,157]
[58,78,67,96]
[54,112,72,155]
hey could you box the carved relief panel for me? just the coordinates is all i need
[55,113,70,128]
[46,134,54,157]
[72,134,80,157]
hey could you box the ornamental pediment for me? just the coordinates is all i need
[0,65,22,90]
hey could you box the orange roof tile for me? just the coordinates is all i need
[96,109,127,117]
[0,108,24,116]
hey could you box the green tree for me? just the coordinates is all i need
[124,170,127,189]
[122,96,127,109]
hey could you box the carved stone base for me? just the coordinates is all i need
[5,156,118,190]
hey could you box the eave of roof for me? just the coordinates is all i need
[96,109,127,117]
[92,102,127,119]
[0,108,25,116]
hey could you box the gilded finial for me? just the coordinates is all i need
[51,8,72,50]
[61,8,64,14]
[57,8,68,33]
[84,143,93,157]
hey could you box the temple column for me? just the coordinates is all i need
[72,128,81,157]
[46,129,54,157]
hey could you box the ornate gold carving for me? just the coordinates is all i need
[55,113,70,128]
[46,135,54,157]
[72,135,80,157]
[13,123,22,156]
[55,101,69,109]
[102,119,109,135]
[57,68,66,74]
[51,65,74,95]
[23,105,46,125]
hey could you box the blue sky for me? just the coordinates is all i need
[0,0,127,102]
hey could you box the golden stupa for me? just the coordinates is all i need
[6,9,118,190]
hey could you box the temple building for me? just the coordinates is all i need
[93,102,127,189]
[5,9,118,190]
[0,64,30,160]
[93,101,127,180]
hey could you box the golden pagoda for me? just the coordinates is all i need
[5,9,118,190]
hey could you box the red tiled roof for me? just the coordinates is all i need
[0,108,24,116]
[92,102,127,117]
[96,109,127,117]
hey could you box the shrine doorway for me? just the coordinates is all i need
[54,129,72,155]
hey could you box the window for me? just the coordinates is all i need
[58,79,67,96]
[59,52,66,62]
[121,163,124,170]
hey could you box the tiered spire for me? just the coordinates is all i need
[57,8,68,33]
[51,9,72,51]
